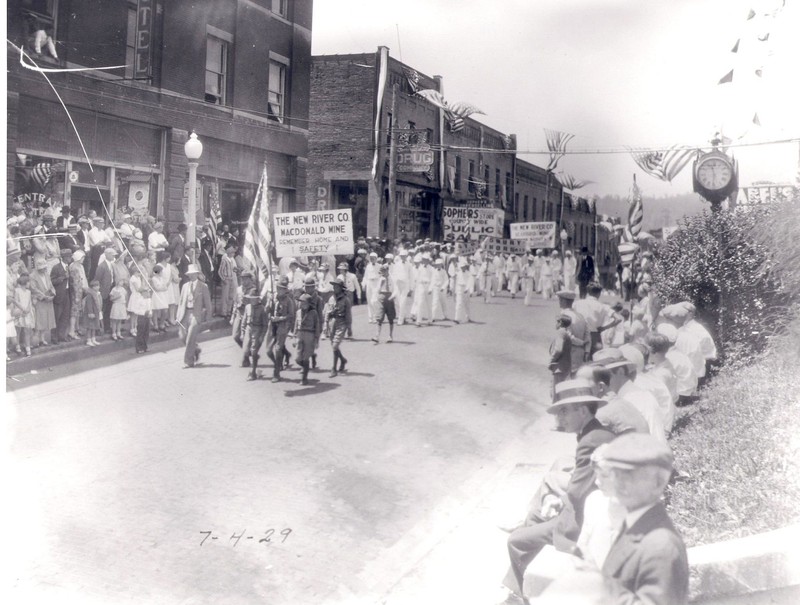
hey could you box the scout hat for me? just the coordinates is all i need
[185,264,201,276]
[592,348,636,371]
[304,274,317,286]
[597,433,674,472]
[330,275,346,288]
[276,276,290,289]
[556,290,576,300]
[546,379,605,414]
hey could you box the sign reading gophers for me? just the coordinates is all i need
[274,209,353,257]
[509,221,557,248]
[442,206,504,240]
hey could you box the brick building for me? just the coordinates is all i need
[307,47,516,241]
[7,0,311,232]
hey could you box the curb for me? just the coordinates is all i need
[6,318,231,375]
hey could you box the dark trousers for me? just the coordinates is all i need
[589,331,602,355]
[102,296,113,333]
[135,314,150,352]
[578,280,589,299]
[53,298,70,341]
[503,516,559,595]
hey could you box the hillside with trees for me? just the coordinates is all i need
[595,192,708,231]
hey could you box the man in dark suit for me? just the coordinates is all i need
[499,379,616,604]
[577,246,595,299]
[55,205,73,231]
[60,223,83,251]
[176,264,212,368]
[169,223,187,264]
[599,433,689,605]
[50,248,73,343]
[94,247,117,334]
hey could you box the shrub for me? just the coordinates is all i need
[652,206,794,366]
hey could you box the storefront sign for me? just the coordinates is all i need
[397,145,434,172]
[735,183,795,208]
[509,221,556,248]
[134,0,154,79]
[442,206,504,240]
[274,209,353,256]
[128,182,150,214]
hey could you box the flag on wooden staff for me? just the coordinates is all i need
[618,241,639,266]
[242,163,275,288]
[544,129,574,172]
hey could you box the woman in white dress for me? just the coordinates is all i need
[147,222,169,253]
[149,252,171,332]
[539,256,554,299]
[563,250,577,292]
[167,260,180,325]
[550,250,563,293]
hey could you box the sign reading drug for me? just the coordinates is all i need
[442,206,504,240]
[274,209,353,257]
[397,145,434,172]
[509,221,557,248]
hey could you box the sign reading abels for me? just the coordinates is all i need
[274,209,353,257]
[509,221,557,248]
[442,206,504,240]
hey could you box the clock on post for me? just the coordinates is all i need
[692,144,738,209]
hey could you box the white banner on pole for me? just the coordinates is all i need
[509,221,557,248]
[442,206,504,240]
[273,209,354,257]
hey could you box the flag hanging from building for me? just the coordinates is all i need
[402,66,420,93]
[416,90,484,133]
[31,162,52,190]
[371,47,390,181]
[544,129,574,172]
[718,69,734,84]
[628,144,696,182]
[627,175,643,239]
[205,187,222,251]
[243,164,275,285]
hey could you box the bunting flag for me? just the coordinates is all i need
[628,144,696,182]
[544,129,574,172]
[402,66,420,93]
[618,241,639,266]
[416,90,484,133]
[758,33,770,42]
[242,164,275,287]
[755,68,762,77]
[371,46,389,181]
[747,8,756,19]
[627,176,643,240]
[718,69,734,84]
[31,162,52,189]
[555,173,592,190]
[731,39,740,53]
[753,113,761,126]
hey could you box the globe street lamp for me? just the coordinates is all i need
[184,132,203,261]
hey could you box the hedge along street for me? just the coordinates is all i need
[273,209,354,256]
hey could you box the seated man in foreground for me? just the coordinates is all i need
[498,379,616,604]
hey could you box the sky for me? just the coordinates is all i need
[311,0,800,197]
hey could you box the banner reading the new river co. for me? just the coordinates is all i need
[273,209,354,257]
[509,221,557,248]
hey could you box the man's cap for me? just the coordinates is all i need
[60,248,73,256]
[245,287,260,298]
[72,250,85,261]
[299,293,312,303]
[287,257,298,265]
[78,216,90,224]
[679,301,696,314]
[304,275,317,286]
[43,210,55,220]
[642,251,654,258]
[660,304,689,322]
[241,270,254,278]
[185,264,202,276]
[557,312,572,323]
[93,217,105,223]
[556,290,576,300]
[104,247,118,256]
[546,379,605,413]
[123,213,132,219]
[587,281,603,294]
[330,275,346,287]
[337,262,349,271]
[656,323,678,343]
[421,252,432,261]
[385,253,394,260]
[369,251,378,258]
[379,264,389,274]
[276,276,290,289]
[598,433,674,472]
[592,348,636,370]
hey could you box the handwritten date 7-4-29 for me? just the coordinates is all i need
[200,528,293,546]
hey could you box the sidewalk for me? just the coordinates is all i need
[6,317,231,377]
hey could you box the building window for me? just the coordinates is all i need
[205,36,228,105]
[271,0,288,17]
[484,165,490,190]
[523,195,529,220]
[125,6,136,79]
[506,172,512,203]
[268,59,287,122]
[455,156,462,191]
[386,112,393,146]
[21,0,59,59]
[495,168,501,197]
[515,193,520,218]
[533,197,537,220]
[468,160,475,193]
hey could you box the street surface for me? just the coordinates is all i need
[4,293,573,605]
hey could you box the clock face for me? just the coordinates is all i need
[697,157,733,190]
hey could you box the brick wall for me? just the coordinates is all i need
[7,91,19,208]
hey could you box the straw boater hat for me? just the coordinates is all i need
[546,379,605,414]
[304,274,317,286]
[556,290,576,300]
[185,264,201,276]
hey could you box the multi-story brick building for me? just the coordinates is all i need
[307,47,516,241]
[7,0,311,231]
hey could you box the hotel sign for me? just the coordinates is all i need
[134,0,154,79]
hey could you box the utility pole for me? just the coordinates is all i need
[387,84,398,239]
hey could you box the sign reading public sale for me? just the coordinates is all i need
[509,221,557,248]
[442,206,504,240]
[274,209,354,257]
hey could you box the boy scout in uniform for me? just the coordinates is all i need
[328,275,352,377]
[295,293,322,385]
[266,276,296,383]
[242,288,271,381]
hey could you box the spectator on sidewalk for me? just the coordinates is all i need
[548,313,572,390]
[50,248,72,343]
[30,257,56,346]
[176,264,212,368]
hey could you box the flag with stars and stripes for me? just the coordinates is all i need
[242,164,276,288]
[627,175,644,240]
[206,188,222,251]
[31,163,52,190]
[544,129,574,172]
[628,144,696,182]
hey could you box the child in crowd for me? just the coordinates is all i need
[109,279,129,341]
[13,273,35,357]
[83,279,103,346]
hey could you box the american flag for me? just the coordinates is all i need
[628,144,696,182]
[618,241,639,266]
[556,173,592,191]
[206,188,222,250]
[544,129,574,172]
[627,175,644,239]
[415,90,484,133]
[402,67,420,93]
[242,164,275,288]
[31,163,52,190]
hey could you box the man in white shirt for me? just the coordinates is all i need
[392,249,412,325]
[573,282,621,355]
[362,251,381,323]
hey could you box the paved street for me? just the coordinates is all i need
[5,293,574,605]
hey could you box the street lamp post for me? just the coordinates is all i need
[184,132,203,262]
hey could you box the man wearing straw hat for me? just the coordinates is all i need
[499,379,615,604]
[177,264,212,368]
